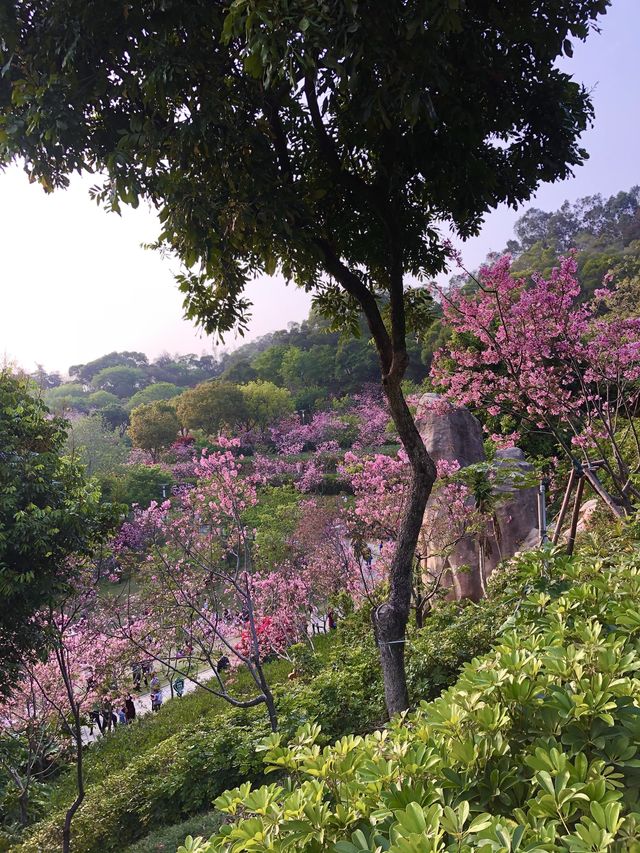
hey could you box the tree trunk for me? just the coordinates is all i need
[254,660,278,733]
[62,712,84,853]
[374,377,436,716]
[18,790,28,827]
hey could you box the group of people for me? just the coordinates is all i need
[87,653,234,738]
[88,694,136,736]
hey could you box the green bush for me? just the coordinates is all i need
[188,543,640,852]
[123,811,222,853]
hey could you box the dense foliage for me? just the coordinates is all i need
[0,371,116,695]
[184,538,640,852]
[7,549,531,853]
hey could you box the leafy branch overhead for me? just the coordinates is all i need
[0,0,607,342]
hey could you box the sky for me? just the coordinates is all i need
[1,0,638,376]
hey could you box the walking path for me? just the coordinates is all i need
[82,666,216,745]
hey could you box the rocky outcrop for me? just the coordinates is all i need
[416,394,539,601]
[418,393,485,468]
[492,447,539,563]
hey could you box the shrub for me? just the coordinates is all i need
[123,811,222,853]
[189,544,640,851]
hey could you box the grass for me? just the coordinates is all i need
[122,811,223,853]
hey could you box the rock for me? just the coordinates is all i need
[492,447,539,563]
[575,498,599,535]
[550,497,599,542]
[416,393,485,468]
[417,394,487,600]
[417,394,540,601]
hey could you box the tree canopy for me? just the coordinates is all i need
[175,380,248,436]
[0,372,116,694]
[128,400,180,460]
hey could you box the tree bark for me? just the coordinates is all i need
[61,709,84,853]
[374,377,436,716]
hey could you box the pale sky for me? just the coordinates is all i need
[1,0,638,376]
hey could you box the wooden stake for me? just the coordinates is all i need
[582,468,625,519]
[566,475,586,556]
[552,467,577,545]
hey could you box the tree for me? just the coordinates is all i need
[251,345,290,385]
[0,578,132,852]
[113,439,279,731]
[99,403,129,435]
[0,371,116,696]
[128,401,180,461]
[69,351,149,385]
[91,366,149,399]
[280,345,336,392]
[175,380,248,435]
[85,390,120,410]
[126,382,182,411]
[103,464,173,509]
[42,382,88,414]
[65,413,129,475]
[241,381,294,434]
[29,364,61,391]
[431,254,640,512]
[0,0,608,715]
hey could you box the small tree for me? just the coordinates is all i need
[175,380,248,435]
[0,579,131,853]
[432,254,640,513]
[114,439,279,731]
[0,371,116,694]
[126,382,182,411]
[241,381,295,435]
[128,401,180,462]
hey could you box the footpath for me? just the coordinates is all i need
[82,666,216,745]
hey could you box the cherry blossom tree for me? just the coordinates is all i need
[0,577,131,852]
[432,253,640,514]
[112,439,279,731]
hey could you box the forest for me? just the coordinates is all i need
[1,2,639,852]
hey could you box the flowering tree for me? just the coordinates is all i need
[339,450,485,622]
[235,572,310,661]
[113,439,279,731]
[432,253,640,513]
[292,498,373,607]
[0,579,131,852]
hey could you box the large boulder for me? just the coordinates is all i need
[417,393,485,468]
[416,394,539,601]
[492,447,539,564]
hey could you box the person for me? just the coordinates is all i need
[89,706,104,736]
[173,677,185,698]
[125,695,136,723]
[216,654,230,672]
[151,689,163,712]
[101,697,113,732]
[132,662,142,690]
[117,706,126,726]
[327,609,337,630]
[141,660,151,688]
[150,672,161,692]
